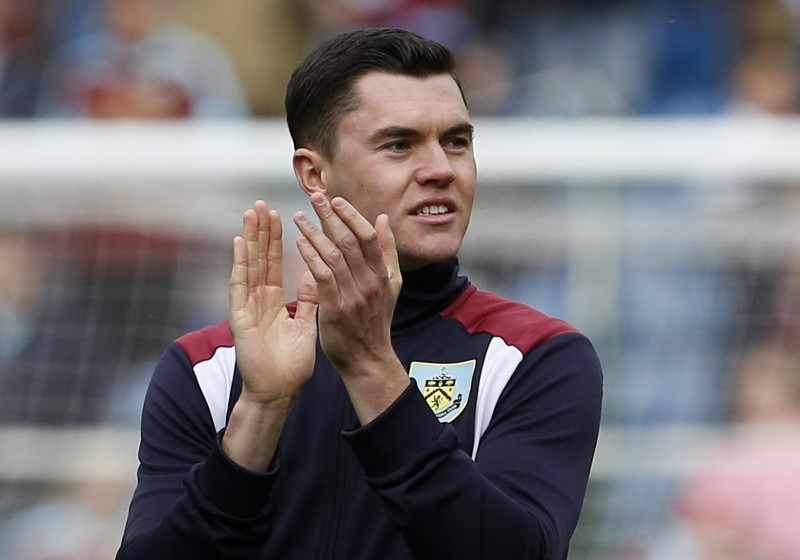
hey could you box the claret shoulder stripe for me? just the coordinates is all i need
[176,321,234,366]
[441,285,576,354]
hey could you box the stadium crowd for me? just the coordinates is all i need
[0,0,797,119]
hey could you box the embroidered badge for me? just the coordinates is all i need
[409,360,476,423]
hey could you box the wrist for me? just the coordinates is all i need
[339,358,411,426]
[333,348,399,380]
[236,390,297,417]
[221,394,296,472]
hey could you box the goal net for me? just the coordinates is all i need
[2,118,800,559]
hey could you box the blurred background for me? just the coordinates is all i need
[3,0,800,558]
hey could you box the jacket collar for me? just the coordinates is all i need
[392,257,469,332]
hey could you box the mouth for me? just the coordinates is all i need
[415,204,452,216]
[412,200,456,217]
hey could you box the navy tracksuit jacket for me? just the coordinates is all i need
[116,258,603,560]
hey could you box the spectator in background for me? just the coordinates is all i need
[0,230,46,374]
[0,229,55,423]
[645,340,800,560]
[0,0,50,117]
[726,0,798,116]
[728,43,799,115]
[36,0,249,118]
[642,7,800,555]
[304,0,478,56]
[739,0,795,50]
[0,478,129,560]
[453,35,519,116]
[0,225,195,426]
[468,0,649,116]
[720,0,800,346]
[728,340,800,423]
[638,0,738,115]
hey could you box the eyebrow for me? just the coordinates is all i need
[366,122,474,145]
[444,122,475,139]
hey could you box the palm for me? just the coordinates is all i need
[229,202,319,403]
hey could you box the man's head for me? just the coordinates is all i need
[104,0,168,43]
[285,28,466,160]
[286,28,476,272]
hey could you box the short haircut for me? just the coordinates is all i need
[285,28,465,160]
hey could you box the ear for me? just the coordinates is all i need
[292,148,329,198]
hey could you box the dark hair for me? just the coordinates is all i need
[285,28,464,160]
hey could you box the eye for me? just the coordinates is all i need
[383,140,411,153]
[444,135,472,151]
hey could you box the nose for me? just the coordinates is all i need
[415,143,456,187]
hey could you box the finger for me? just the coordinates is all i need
[293,270,319,335]
[254,200,270,287]
[293,208,357,296]
[309,194,367,277]
[375,214,402,292]
[242,208,260,294]
[329,196,386,276]
[295,232,338,304]
[265,209,283,289]
[304,194,373,296]
[310,194,367,263]
[229,235,248,314]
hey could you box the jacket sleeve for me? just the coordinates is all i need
[342,332,603,560]
[115,342,276,560]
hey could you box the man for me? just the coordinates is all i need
[0,0,47,117]
[36,0,249,118]
[116,28,603,560]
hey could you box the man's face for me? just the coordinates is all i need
[319,71,476,271]
[105,0,164,42]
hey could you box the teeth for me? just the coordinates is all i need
[418,205,449,216]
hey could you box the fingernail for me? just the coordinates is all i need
[312,193,326,206]
[332,197,346,209]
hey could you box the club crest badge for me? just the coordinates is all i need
[409,360,476,423]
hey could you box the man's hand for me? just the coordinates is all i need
[293,194,409,424]
[223,201,318,471]
[230,200,319,401]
